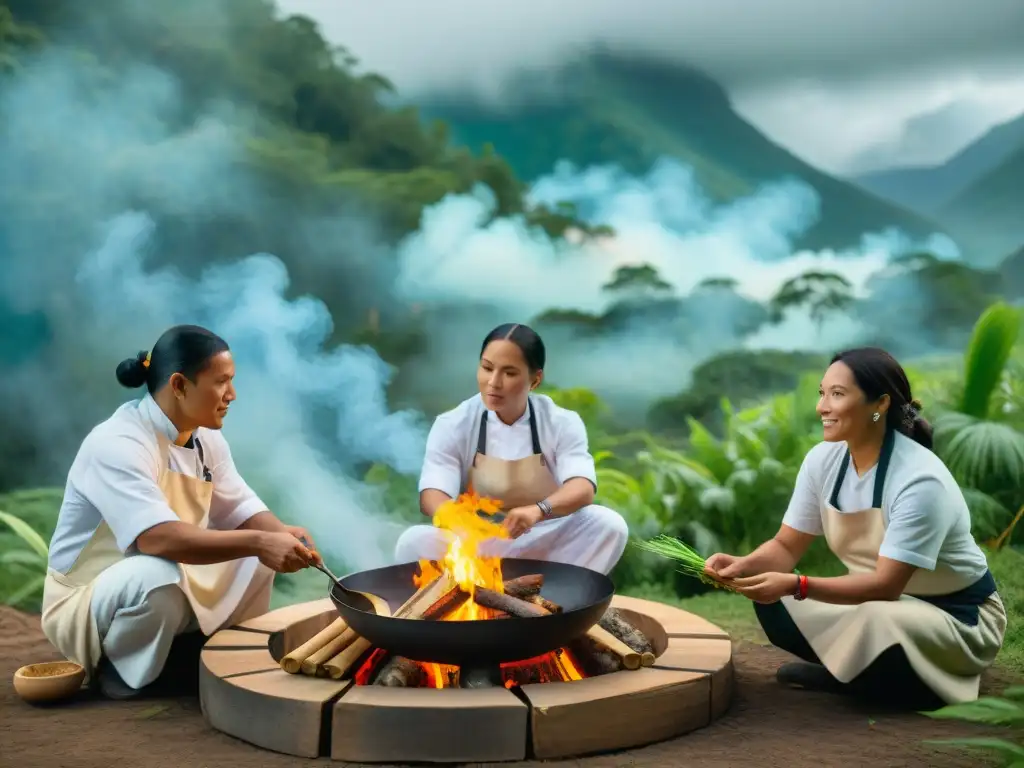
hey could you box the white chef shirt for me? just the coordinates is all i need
[418,393,598,499]
[48,394,267,574]
[782,431,989,581]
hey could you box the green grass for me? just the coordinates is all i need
[987,547,1024,676]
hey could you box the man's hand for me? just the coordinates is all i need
[285,525,322,565]
[257,531,315,573]
[502,506,544,539]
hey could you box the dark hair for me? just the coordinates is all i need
[115,324,230,395]
[830,346,933,450]
[480,323,546,373]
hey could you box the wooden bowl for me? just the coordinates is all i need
[13,660,86,704]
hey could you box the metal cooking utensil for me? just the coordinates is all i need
[301,540,393,617]
[311,561,392,616]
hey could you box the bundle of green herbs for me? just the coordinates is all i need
[633,534,738,591]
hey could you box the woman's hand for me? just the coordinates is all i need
[503,506,544,538]
[731,572,799,604]
[704,552,749,579]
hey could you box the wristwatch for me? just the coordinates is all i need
[536,500,553,519]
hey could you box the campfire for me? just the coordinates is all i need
[280,493,655,688]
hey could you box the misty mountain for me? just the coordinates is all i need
[999,244,1024,299]
[420,51,947,253]
[939,144,1024,263]
[852,112,1024,216]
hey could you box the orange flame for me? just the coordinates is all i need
[414,492,509,621]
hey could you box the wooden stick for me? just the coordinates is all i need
[473,586,551,618]
[300,626,358,676]
[422,587,470,620]
[395,573,456,619]
[586,625,641,670]
[324,635,373,679]
[373,655,427,687]
[280,618,349,674]
[529,595,562,613]
[568,636,623,675]
[502,574,543,598]
[599,608,656,666]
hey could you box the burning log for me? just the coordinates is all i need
[473,586,551,618]
[567,636,624,676]
[599,608,656,667]
[396,573,458,619]
[422,586,470,620]
[529,595,562,613]
[373,655,427,688]
[502,574,543,598]
[280,618,349,674]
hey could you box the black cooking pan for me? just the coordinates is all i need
[328,557,614,666]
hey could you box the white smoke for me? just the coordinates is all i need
[72,212,427,569]
[393,158,958,407]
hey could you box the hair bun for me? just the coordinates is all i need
[910,398,923,411]
[115,350,150,389]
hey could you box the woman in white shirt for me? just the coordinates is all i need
[41,324,319,700]
[394,323,629,575]
[706,347,1005,709]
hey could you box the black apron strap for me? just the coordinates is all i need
[185,434,213,482]
[475,398,543,456]
[829,427,895,511]
[872,428,895,508]
[527,399,542,455]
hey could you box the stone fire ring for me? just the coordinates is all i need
[198,595,734,763]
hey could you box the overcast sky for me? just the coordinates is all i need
[279,0,1024,176]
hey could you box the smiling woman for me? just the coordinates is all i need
[39,324,321,701]
[705,346,1005,710]
[394,322,629,575]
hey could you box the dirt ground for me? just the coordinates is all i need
[0,606,1007,768]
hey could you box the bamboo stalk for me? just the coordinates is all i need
[300,627,358,676]
[324,635,373,679]
[280,618,349,674]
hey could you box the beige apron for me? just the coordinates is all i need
[782,429,1007,704]
[469,398,560,513]
[41,433,264,682]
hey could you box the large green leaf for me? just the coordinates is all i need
[959,303,1022,419]
[925,696,1024,725]
[0,509,50,559]
[961,487,1014,541]
[938,418,1024,495]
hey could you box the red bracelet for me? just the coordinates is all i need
[794,574,809,600]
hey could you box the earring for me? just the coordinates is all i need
[872,412,880,422]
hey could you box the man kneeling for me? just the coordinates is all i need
[41,325,317,699]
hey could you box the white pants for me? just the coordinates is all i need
[89,555,274,689]
[394,504,629,575]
